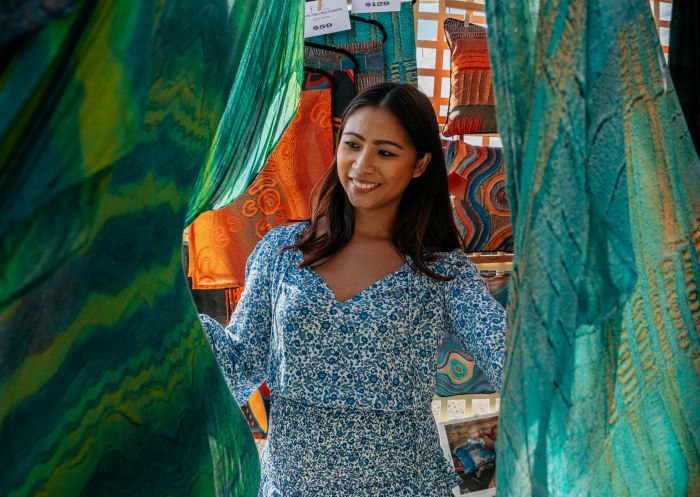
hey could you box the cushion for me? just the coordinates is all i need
[445,140,512,252]
[443,18,497,135]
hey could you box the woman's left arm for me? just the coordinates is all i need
[444,250,506,391]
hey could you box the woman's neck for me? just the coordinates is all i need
[353,207,397,241]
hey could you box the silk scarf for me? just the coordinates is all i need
[486,0,700,494]
[309,1,418,86]
[0,0,305,494]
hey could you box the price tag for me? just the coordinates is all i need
[471,398,491,416]
[351,0,401,13]
[304,0,352,38]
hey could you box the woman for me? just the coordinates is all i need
[200,83,506,496]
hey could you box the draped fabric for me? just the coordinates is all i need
[669,0,700,154]
[0,0,79,44]
[304,41,385,93]
[188,89,334,290]
[0,1,306,495]
[445,141,512,252]
[435,272,510,397]
[443,19,496,136]
[185,0,304,225]
[486,0,700,495]
[309,1,418,86]
[302,69,356,134]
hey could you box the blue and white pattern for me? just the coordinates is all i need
[200,222,505,497]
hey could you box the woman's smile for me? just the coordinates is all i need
[349,177,381,193]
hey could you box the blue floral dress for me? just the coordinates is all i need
[199,222,506,497]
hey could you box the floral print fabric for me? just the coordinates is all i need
[200,222,506,496]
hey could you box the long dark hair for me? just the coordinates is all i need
[288,82,461,280]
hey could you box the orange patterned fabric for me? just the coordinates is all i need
[188,89,334,289]
[446,140,512,252]
[443,18,497,136]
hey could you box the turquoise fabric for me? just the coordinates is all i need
[309,2,417,85]
[486,0,700,495]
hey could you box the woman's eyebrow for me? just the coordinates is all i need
[343,132,404,150]
[373,139,404,149]
[343,131,365,140]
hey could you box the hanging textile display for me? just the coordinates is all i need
[188,89,335,290]
[309,2,418,85]
[0,0,79,44]
[486,0,700,495]
[445,141,512,252]
[435,271,510,396]
[442,18,497,136]
[304,41,385,93]
[302,69,356,134]
[669,0,700,154]
[0,1,305,495]
[185,0,304,225]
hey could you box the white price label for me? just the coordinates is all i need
[304,0,352,38]
[351,0,401,14]
[471,398,491,416]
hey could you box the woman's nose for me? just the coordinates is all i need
[352,150,373,173]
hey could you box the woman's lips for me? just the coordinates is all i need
[350,177,380,192]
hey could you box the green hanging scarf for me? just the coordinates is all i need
[0,1,303,495]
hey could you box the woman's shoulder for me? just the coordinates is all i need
[255,221,309,257]
[426,248,477,278]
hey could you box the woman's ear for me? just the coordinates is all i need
[413,152,432,178]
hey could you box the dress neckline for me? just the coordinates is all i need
[303,255,410,305]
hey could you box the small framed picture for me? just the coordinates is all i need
[437,412,499,497]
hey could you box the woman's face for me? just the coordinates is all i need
[336,106,430,215]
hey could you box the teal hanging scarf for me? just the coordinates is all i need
[486,0,700,495]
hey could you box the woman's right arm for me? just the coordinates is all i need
[199,237,275,405]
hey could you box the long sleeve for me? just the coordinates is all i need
[444,250,506,391]
[199,235,275,405]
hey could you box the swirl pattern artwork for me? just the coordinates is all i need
[435,272,510,396]
[445,141,513,253]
